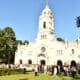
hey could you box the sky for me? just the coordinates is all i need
[0,0,80,42]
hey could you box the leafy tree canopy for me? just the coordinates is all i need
[23,40,29,45]
[57,37,65,42]
[0,26,17,64]
[76,16,80,28]
[17,40,29,45]
[0,26,29,64]
[16,40,23,45]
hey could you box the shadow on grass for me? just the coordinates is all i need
[19,78,29,80]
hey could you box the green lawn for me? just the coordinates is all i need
[0,72,79,80]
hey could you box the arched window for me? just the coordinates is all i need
[41,34,46,39]
[28,59,32,64]
[43,22,46,29]
[44,12,46,14]
[72,49,75,54]
[41,47,46,52]
[19,59,22,64]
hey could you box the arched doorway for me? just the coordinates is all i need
[40,60,45,65]
[38,53,46,65]
[28,59,32,64]
[71,60,76,67]
[57,60,63,66]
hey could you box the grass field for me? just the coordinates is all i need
[0,72,79,80]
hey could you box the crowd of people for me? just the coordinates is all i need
[34,64,78,78]
[0,63,79,78]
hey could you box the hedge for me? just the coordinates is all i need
[0,68,25,76]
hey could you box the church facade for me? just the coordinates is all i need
[14,5,80,66]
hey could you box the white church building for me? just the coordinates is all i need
[14,5,80,66]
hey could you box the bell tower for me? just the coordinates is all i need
[36,4,55,41]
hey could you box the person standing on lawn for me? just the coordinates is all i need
[34,65,38,76]
[71,66,77,78]
[53,65,57,76]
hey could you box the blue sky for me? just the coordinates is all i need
[0,0,80,42]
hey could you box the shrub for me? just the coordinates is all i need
[75,74,80,79]
[0,68,25,76]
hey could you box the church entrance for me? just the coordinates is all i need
[38,53,46,65]
[40,60,45,65]
[57,60,63,66]
[71,60,76,67]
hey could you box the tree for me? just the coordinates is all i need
[0,29,5,52]
[76,16,80,28]
[0,29,5,63]
[16,40,23,45]
[0,26,29,64]
[3,26,17,64]
[23,40,29,45]
[56,37,65,42]
[16,40,29,45]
